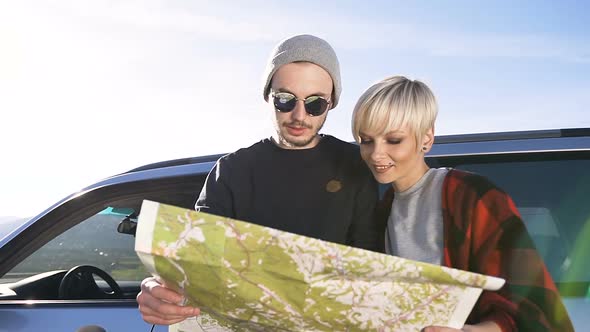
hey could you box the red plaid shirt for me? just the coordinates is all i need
[377,169,573,332]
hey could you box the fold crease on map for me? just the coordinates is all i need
[135,200,505,332]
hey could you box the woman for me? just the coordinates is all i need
[351,76,573,332]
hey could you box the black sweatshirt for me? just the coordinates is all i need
[195,135,382,252]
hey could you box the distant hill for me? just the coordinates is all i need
[0,216,30,239]
[0,216,23,223]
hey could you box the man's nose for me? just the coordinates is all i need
[290,100,308,121]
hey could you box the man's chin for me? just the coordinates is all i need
[283,134,316,148]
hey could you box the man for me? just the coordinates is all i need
[137,34,382,327]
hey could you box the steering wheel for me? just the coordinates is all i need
[58,265,123,299]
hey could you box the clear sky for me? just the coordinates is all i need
[1,0,589,218]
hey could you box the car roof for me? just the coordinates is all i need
[125,128,590,173]
[430,127,590,157]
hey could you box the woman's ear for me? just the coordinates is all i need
[421,127,435,153]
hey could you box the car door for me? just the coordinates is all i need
[428,149,590,330]
[0,167,207,332]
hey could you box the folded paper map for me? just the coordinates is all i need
[135,200,505,332]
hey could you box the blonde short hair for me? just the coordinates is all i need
[351,75,438,147]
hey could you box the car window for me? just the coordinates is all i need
[455,157,590,292]
[0,207,149,285]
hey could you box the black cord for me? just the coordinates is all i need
[149,319,203,331]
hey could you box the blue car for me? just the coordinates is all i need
[1,128,589,331]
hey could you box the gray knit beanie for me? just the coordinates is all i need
[262,34,342,108]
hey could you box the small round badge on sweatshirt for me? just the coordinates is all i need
[326,180,342,193]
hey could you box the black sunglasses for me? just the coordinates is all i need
[271,92,331,116]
